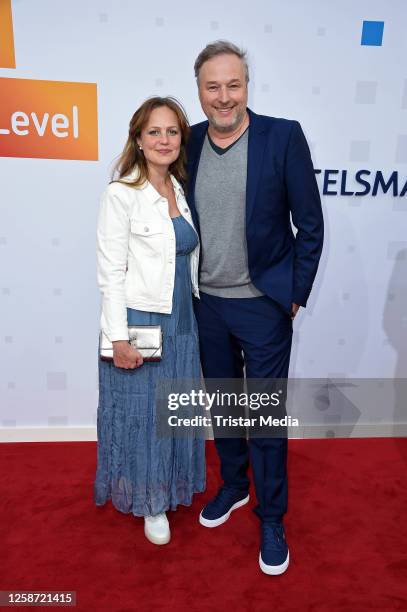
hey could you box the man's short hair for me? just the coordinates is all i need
[194,40,249,84]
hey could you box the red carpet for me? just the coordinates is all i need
[1,438,407,611]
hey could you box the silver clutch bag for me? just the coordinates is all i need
[99,325,163,362]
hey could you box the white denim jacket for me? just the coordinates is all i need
[97,172,200,341]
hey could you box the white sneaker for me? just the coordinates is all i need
[144,513,171,545]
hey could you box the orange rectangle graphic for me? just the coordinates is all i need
[0,78,98,160]
[0,0,15,68]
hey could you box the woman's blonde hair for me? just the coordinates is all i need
[112,96,190,188]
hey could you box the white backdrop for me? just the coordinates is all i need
[1,0,406,433]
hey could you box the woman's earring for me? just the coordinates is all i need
[138,145,143,150]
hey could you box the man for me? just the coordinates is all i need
[187,41,323,575]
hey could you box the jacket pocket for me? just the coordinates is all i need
[130,219,163,236]
[129,219,165,259]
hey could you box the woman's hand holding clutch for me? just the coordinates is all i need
[112,341,144,369]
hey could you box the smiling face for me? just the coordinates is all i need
[197,53,248,134]
[137,105,181,171]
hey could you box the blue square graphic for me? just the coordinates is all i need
[361,21,384,46]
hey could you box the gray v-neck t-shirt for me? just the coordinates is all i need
[194,129,263,298]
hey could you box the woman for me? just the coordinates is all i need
[94,97,205,545]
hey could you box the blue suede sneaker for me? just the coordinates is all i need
[259,523,290,575]
[199,487,250,528]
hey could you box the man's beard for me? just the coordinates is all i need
[209,107,246,133]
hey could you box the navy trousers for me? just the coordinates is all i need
[194,292,293,524]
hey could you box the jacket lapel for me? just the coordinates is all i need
[246,108,268,226]
[187,122,208,235]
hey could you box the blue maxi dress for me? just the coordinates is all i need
[94,215,206,516]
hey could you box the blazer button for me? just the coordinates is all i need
[144,226,149,232]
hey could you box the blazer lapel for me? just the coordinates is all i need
[246,108,268,226]
[187,122,208,235]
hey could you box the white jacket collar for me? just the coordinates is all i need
[121,168,183,203]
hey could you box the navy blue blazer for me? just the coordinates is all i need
[186,108,324,313]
